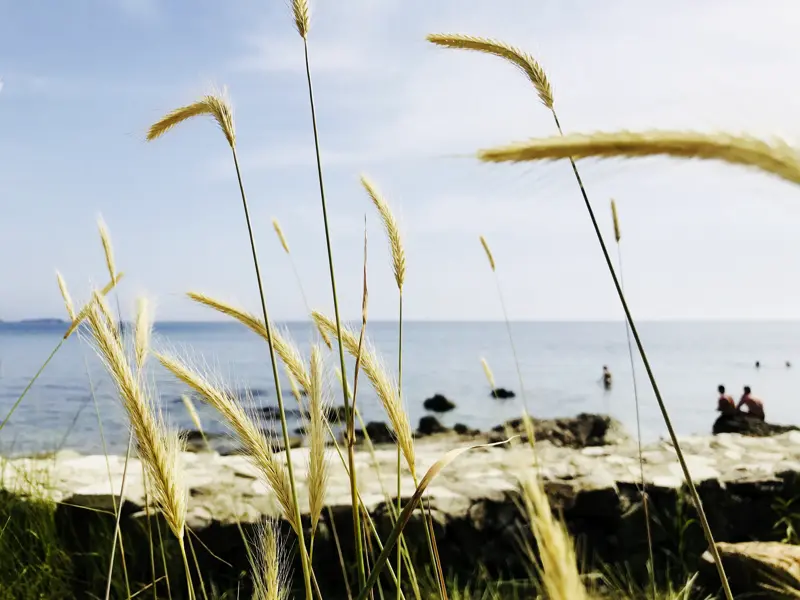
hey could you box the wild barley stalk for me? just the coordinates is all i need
[96,223,138,600]
[611,199,656,598]
[82,293,190,598]
[480,357,496,390]
[250,520,288,600]
[182,394,207,447]
[361,176,409,599]
[290,0,363,586]
[307,345,329,549]
[427,34,732,599]
[521,479,588,600]
[478,235,537,454]
[0,274,122,434]
[147,91,313,599]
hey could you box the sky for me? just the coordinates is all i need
[2,0,800,322]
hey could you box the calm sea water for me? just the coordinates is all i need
[0,320,798,456]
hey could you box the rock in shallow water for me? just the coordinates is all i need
[712,413,799,437]
[423,394,456,413]
[417,416,449,436]
[491,388,515,399]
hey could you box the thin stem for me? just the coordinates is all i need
[142,474,159,600]
[615,244,657,599]
[230,145,313,600]
[492,272,538,458]
[186,533,210,600]
[104,431,134,600]
[326,505,353,600]
[0,340,63,433]
[302,38,364,588]
[178,539,196,600]
[396,294,403,600]
[550,110,733,600]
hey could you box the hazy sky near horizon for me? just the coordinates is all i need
[2,0,800,322]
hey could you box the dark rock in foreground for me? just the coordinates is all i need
[491,388,515,399]
[423,394,456,413]
[454,423,480,436]
[417,416,449,436]
[490,412,627,448]
[699,541,800,598]
[712,413,800,437]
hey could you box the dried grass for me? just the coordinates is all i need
[155,352,298,534]
[133,297,151,370]
[610,199,621,243]
[427,34,553,109]
[292,0,309,39]
[146,90,236,149]
[479,235,496,272]
[521,479,587,600]
[312,311,416,478]
[187,292,312,393]
[272,218,291,254]
[250,520,288,600]
[307,345,329,535]
[478,130,800,187]
[480,357,496,390]
[55,272,76,321]
[97,216,117,281]
[361,175,406,290]
[85,295,187,540]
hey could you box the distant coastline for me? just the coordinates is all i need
[0,318,68,325]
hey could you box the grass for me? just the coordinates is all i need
[6,3,800,599]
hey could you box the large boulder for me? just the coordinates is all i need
[423,394,456,413]
[490,413,627,448]
[699,541,800,598]
[712,413,799,437]
[417,416,450,437]
[354,422,394,445]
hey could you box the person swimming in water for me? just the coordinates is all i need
[716,385,737,416]
[602,365,612,390]
[737,386,765,421]
[755,361,761,368]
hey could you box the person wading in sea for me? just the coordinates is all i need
[737,386,765,421]
[601,365,612,390]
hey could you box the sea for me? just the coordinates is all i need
[0,320,798,456]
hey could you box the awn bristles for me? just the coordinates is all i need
[480,357,496,390]
[250,520,288,600]
[479,235,496,272]
[271,218,291,255]
[147,90,236,149]
[55,272,76,321]
[521,479,588,600]
[427,34,554,109]
[182,394,204,437]
[312,311,416,478]
[97,217,117,281]
[285,368,303,404]
[307,345,329,535]
[64,273,124,339]
[361,175,406,291]
[292,0,310,39]
[479,130,800,188]
[84,292,187,540]
[134,297,152,370]
[187,292,312,393]
[611,199,621,243]
[155,352,298,533]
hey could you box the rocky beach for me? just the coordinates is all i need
[3,413,800,597]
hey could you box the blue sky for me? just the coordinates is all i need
[2,0,800,322]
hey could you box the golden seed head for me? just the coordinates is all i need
[271,218,290,254]
[55,271,76,321]
[480,357,496,390]
[181,394,203,435]
[147,89,236,148]
[134,297,152,370]
[479,235,496,272]
[97,217,117,281]
[478,130,800,188]
[64,273,124,340]
[361,175,406,290]
[610,199,621,243]
[427,34,554,109]
[292,0,310,39]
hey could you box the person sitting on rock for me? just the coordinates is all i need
[716,385,737,416]
[737,386,765,421]
[601,365,612,390]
